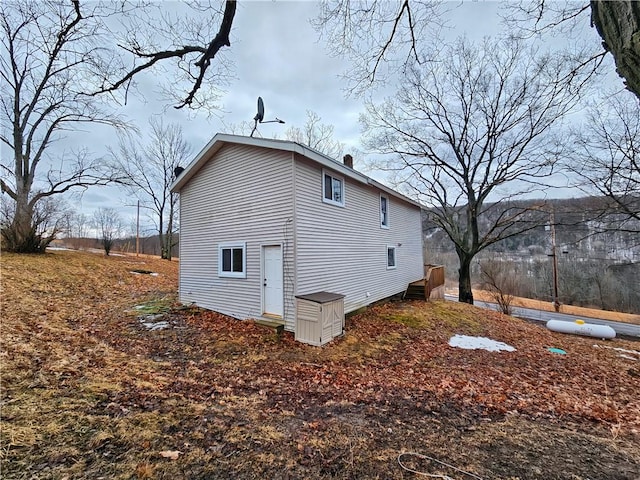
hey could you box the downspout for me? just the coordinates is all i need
[291,151,298,326]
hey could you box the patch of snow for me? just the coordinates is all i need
[138,314,170,330]
[448,334,516,352]
[593,344,640,356]
[618,354,638,361]
[46,246,73,251]
[593,344,640,359]
[142,321,170,331]
[129,270,158,276]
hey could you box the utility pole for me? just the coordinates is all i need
[549,210,560,312]
[136,199,140,257]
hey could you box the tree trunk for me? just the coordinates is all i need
[158,210,170,260]
[160,234,169,260]
[591,0,640,99]
[458,255,474,304]
[161,233,172,260]
[102,239,113,256]
[163,217,174,261]
[2,190,47,253]
[162,194,177,261]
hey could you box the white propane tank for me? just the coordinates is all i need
[546,319,616,339]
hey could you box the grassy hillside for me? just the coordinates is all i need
[1,251,639,479]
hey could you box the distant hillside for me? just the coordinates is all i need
[422,196,639,313]
[423,196,639,262]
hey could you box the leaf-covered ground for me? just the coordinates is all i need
[1,250,639,479]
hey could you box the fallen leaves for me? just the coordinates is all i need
[2,250,639,480]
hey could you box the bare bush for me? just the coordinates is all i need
[479,258,521,315]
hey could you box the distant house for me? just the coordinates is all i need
[170,134,424,334]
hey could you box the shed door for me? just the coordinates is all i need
[331,301,344,337]
[262,245,283,317]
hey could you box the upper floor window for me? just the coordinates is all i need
[219,242,246,278]
[322,170,345,207]
[380,195,389,228]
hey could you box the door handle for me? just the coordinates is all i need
[263,279,267,286]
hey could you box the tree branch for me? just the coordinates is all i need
[176,0,236,109]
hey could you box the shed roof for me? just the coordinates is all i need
[170,133,422,208]
[295,291,346,303]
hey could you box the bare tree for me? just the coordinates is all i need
[362,37,590,304]
[316,1,639,100]
[110,118,191,260]
[224,110,347,159]
[505,1,640,99]
[479,257,520,315]
[1,1,235,253]
[66,210,89,249]
[223,120,258,136]
[92,207,122,256]
[569,91,640,232]
[284,111,345,158]
[313,0,445,95]
[71,212,89,240]
[1,192,71,253]
[102,1,237,110]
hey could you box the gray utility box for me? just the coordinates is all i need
[295,292,345,346]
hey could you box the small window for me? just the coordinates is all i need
[219,242,246,278]
[322,170,345,207]
[380,195,389,228]
[387,245,396,269]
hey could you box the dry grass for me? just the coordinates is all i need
[460,288,640,325]
[1,250,639,479]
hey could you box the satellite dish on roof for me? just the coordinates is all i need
[250,96,285,137]
[254,97,264,123]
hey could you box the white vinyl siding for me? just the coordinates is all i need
[294,155,423,313]
[178,144,296,330]
[177,140,424,333]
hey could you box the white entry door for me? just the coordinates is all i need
[262,245,283,317]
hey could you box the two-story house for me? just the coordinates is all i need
[170,134,424,337]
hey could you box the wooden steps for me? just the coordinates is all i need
[404,282,426,300]
[254,318,285,334]
[404,265,446,301]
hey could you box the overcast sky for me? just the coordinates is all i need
[66,0,616,233]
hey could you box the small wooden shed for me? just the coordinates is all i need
[295,292,345,346]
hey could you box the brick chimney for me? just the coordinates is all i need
[343,154,353,169]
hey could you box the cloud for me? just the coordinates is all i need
[37,1,614,222]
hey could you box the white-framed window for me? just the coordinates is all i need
[322,169,345,207]
[218,242,246,278]
[380,194,389,228]
[386,245,396,269]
